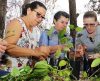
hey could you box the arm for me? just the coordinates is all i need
[88,53,100,59]
[39,31,64,53]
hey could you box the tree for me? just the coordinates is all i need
[0,0,7,38]
[68,0,77,42]
[88,0,100,14]
[24,0,31,5]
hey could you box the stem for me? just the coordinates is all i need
[71,74,78,80]
[88,68,100,79]
[74,34,77,62]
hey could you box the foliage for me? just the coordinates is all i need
[0,61,51,81]
[1,25,100,81]
[91,58,100,67]
[88,0,100,14]
[0,60,72,81]
[80,58,100,81]
[0,26,74,81]
[69,24,83,32]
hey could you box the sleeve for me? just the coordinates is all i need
[39,31,48,46]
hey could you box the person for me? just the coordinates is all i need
[39,11,73,66]
[0,38,9,76]
[4,1,63,71]
[76,11,100,77]
[0,38,7,54]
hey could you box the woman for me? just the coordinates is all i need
[5,1,63,71]
[76,11,100,77]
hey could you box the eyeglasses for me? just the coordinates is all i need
[58,20,68,25]
[83,23,96,27]
[34,10,45,19]
[61,21,68,25]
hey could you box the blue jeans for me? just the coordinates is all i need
[0,70,9,76]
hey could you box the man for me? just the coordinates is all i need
[39,11,72,66]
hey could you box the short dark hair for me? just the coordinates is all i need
[22,1,47,16]
[83,11,97,21]
[54,11,69,21]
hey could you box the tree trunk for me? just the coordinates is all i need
[68,0,77,39]
[0,0,7,38]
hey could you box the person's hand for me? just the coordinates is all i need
[34,46,50,59]
[0,38,7,53]
[88,53,100,59]
[75,44,85,57]
[69,44,86,59]
[39,46,50,58]
[48,45,64,53]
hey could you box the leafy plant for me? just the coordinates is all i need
[0,26,74,81]
[0,60,72,81]
[91,58,100,68]
[0,61,52,81]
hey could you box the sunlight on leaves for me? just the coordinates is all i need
[67,42,73,48]
[69,25,75,30]
[60,37,68,44]
[58,28,66,39]
[54,49,61,59]
[91,58,100,67]
[11,67,20,77]
[63,46,70,52]
[75,27,83,32]
[59,60,67,67]
[43,75,51,81]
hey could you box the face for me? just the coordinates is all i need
[27,6,46,27]
[54,16,69,32]
[83,17,97,34]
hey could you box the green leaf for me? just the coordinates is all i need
[58,70,63,76]
[43,75,51,81]
[64,69,71,76]
[63,46,70,52]
[82,71,88,78]
[34,60,47,68]
[91,58,100,67]
[47,27,54,36]
[34,60,52,70]
[96,77,100,81]
[11,67,20,77]
[58,28,66,39]
[65,77,70,81]
[60,37,68,44]
[76,27,83,32]
[54,49,61,59]
[32,68,50,78]
[69,25,75,30]
[59,60,67,67]
[67,42,73,48]
[24,66,32,73]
